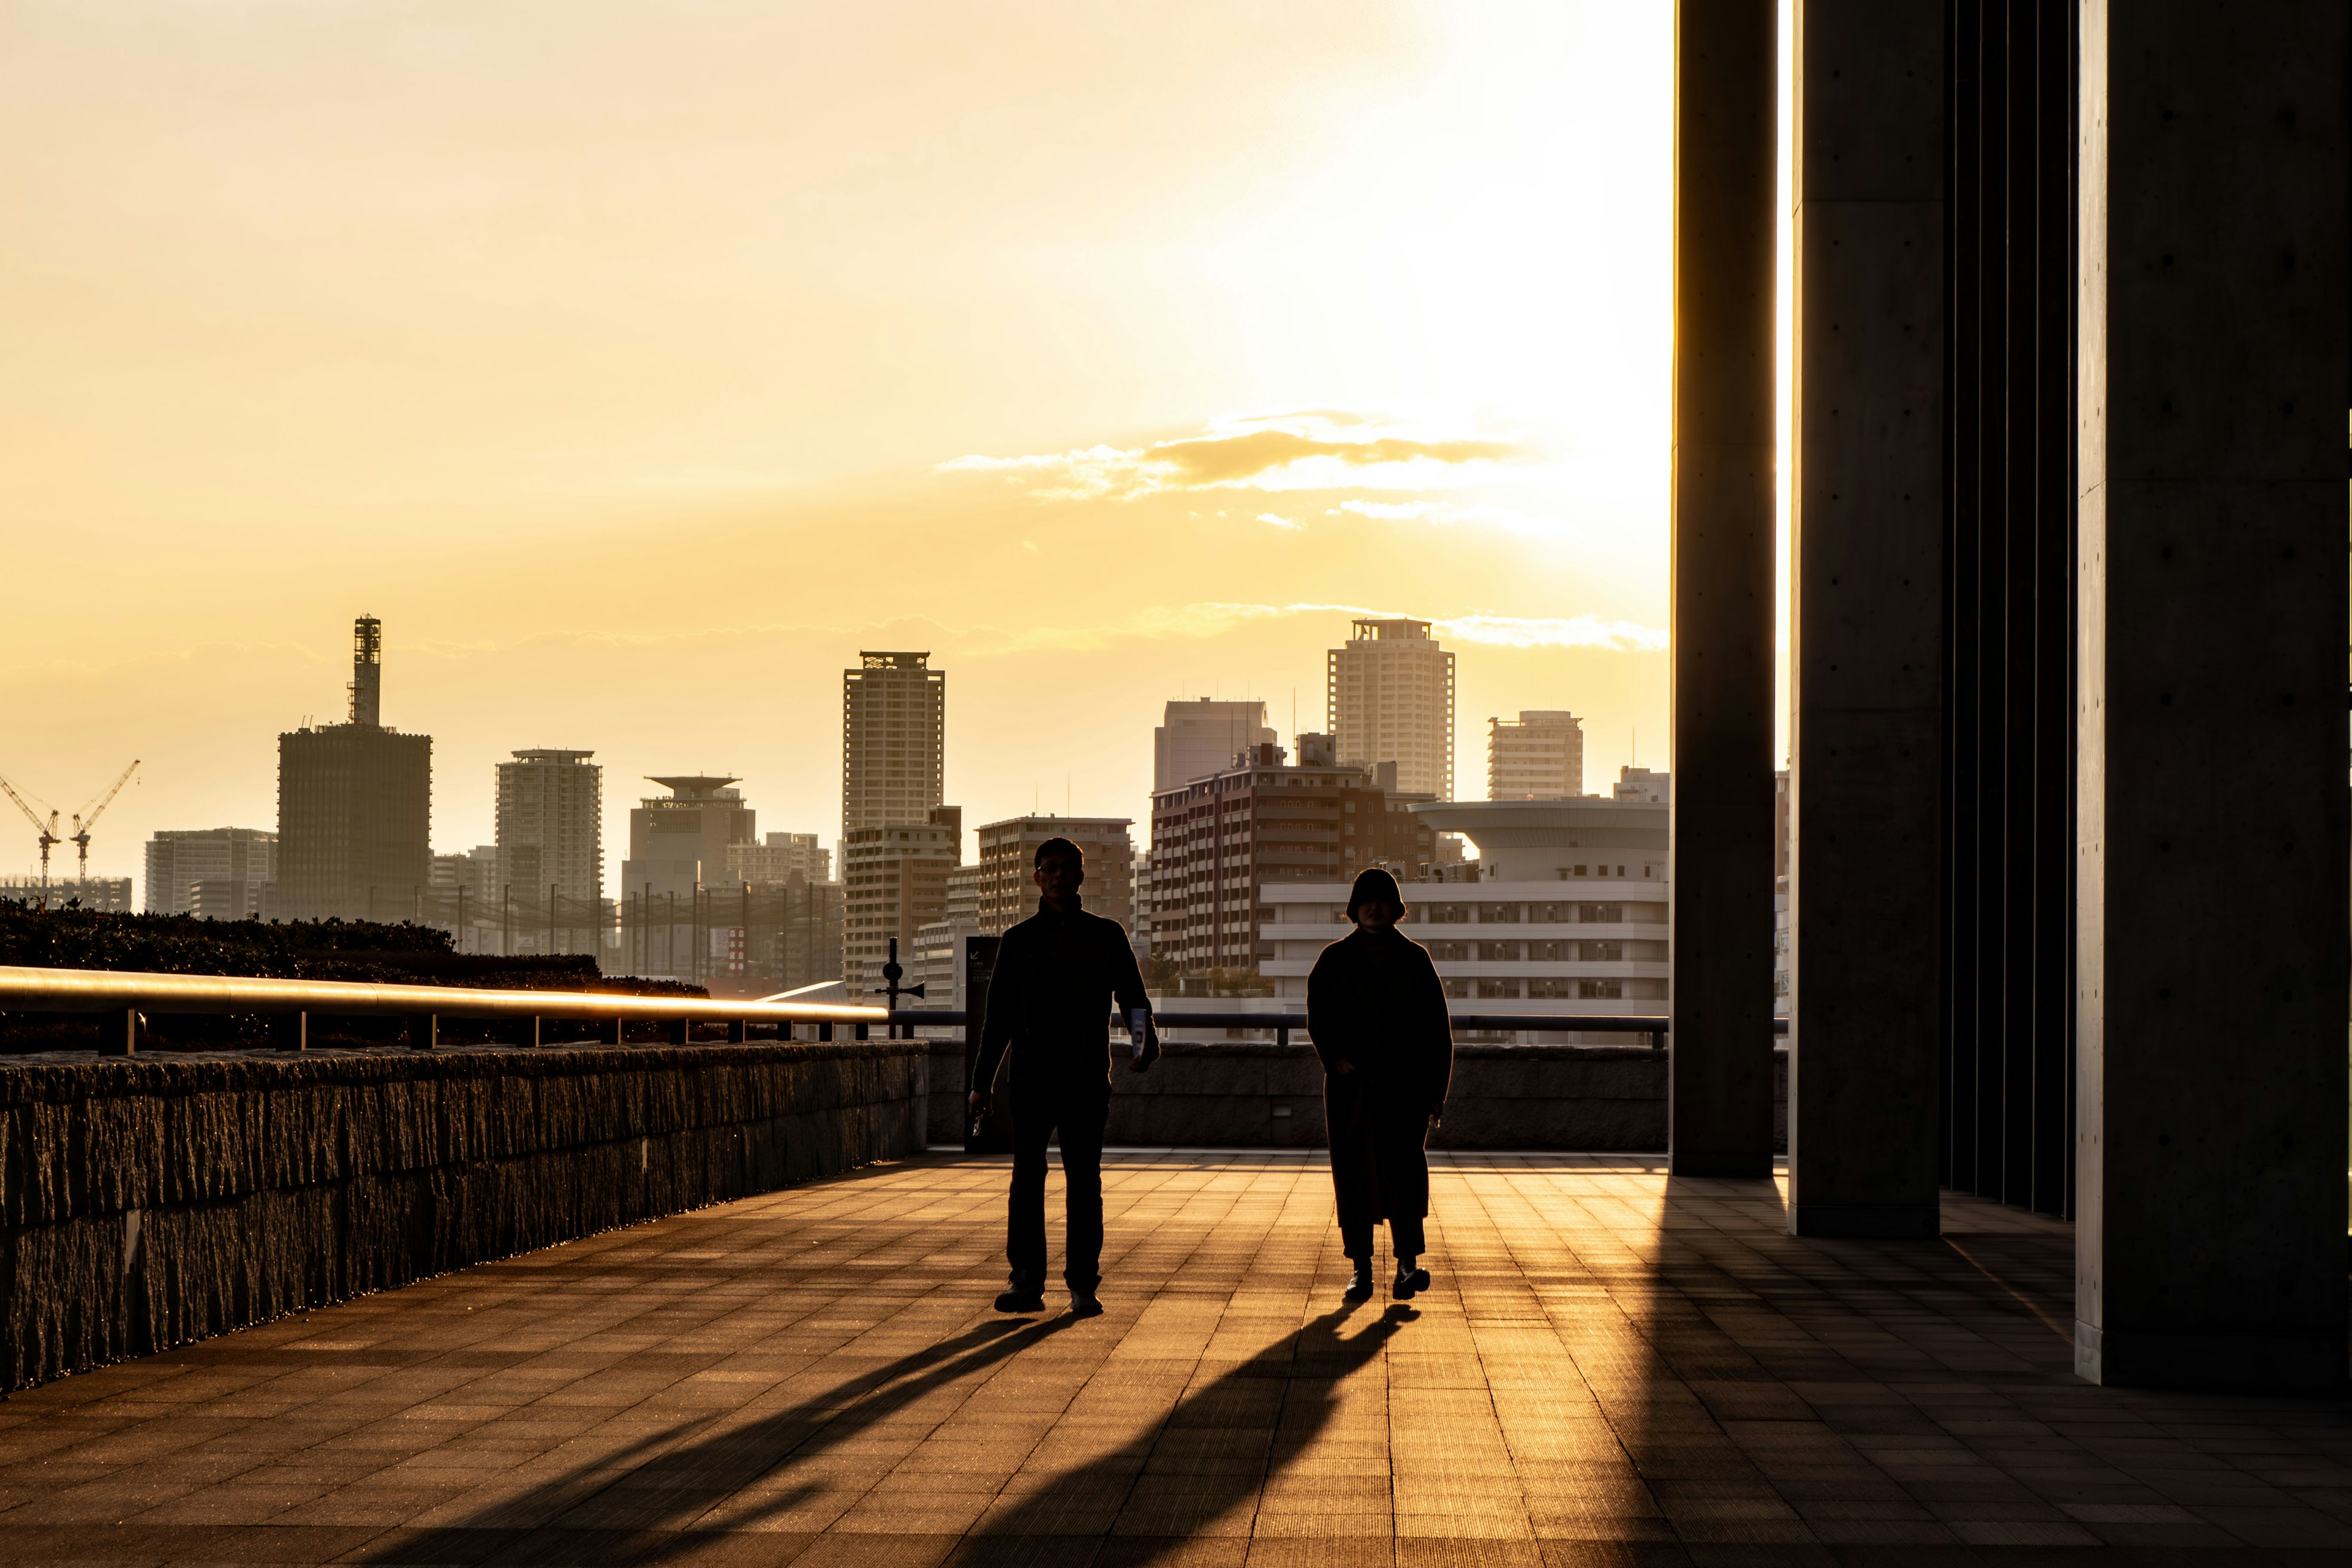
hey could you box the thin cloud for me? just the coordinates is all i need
[1337,498,1578,538]
[940,413,1526,501]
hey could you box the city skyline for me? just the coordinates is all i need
[34,609,1657,907]
[0,2,1767,900]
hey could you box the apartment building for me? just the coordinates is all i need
[725,831,831,887]
[1257,797,1670,1041]
[842,651,945,844]
[1488,710,1585,799]
[842,807,959,994]
[143,827,275,916]
[1148,734,1435,974]
[496,749,603,915]
[1327,617,1456,800]
[975,815,1134,935]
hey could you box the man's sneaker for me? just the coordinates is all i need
[995,1285,1045,1313]
[1343,1262,1375,1303]
[1393,1259,1430,1300]
[1069,1292,1104,1319]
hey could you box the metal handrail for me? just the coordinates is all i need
[0,963,886,1054]
[0,965,884,1023]
[881,1007,1792,1049]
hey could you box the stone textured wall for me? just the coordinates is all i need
[0,1041,927,1392]
[938,1040,1790,1153]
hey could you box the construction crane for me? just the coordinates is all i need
[0,773,61,897]
[70,760,140,881]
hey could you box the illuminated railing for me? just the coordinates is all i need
[0,964,886,1054]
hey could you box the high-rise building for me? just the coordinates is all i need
[842,805,960,993]
[842,651,944,845]
[276,617,432,922]
[1488,710,1585,800]
[1327,618,1456,801]
[1154,699,1276,791]
[619,777,755,902]
[143,827,276,916]
[496,750,603,914]
[725,831,831,887]
[1149,737,1436,974]
[974,815,1135,935]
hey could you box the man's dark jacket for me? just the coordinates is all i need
[974,897,1158,1095]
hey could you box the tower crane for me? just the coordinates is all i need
[0,774,61,899]
[70,760,140,881]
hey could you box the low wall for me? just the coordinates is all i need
[932,1040,1788,1152]
[1,1039,928,1392]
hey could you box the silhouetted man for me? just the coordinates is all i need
[970,836,1157,1316]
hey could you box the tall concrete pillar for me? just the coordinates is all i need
[1670,0,1778,1177]
[1786,0,1945,1237]
[2076,0,2348,1389]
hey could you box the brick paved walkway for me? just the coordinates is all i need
[3,1152,2350,1566]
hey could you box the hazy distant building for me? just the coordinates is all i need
[143,827,276,916]
[842,805,959,993]
[1488,710,1585,799]
[842,652,944,845]
[913,862,987,1009]
[276,617,432,922]
[1613,766,1670,804]
[725,831,831,887]
[0,876,132,912]
[1155,699,1276,791]
[496,750,603,911]
[975,815,1135,935]
[776,876,846,993]
[1327,618,1456,801]
[620,777,755,903]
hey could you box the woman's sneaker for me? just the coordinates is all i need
[1393,1259,1431,1300]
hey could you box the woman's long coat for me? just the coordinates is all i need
[1306,927,1455,1229]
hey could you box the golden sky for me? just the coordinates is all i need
[1,2,1794,894]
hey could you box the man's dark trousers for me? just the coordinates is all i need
[1008,1082,1110,1292]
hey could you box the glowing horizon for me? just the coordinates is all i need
[0,2,1740,899]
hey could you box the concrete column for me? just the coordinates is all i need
[1669,0,1779,1177]
[1943,0,1986,1193]
[2075,0,2348,1389]
[1786,0,1945,1237]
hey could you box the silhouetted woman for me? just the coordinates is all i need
[1308,867,1453,1303]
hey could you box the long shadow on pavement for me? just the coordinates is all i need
[364,1301,1401,1567]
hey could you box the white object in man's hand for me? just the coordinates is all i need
[1128,1008,1151,1071]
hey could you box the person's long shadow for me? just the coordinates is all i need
[361,1314,1076,1564]
[368,1300,1402,1566]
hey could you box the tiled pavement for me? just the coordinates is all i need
[3,1152,2351,1566]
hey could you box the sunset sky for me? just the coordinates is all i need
[0,2,1790,897]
